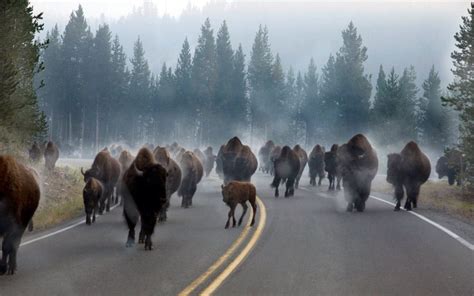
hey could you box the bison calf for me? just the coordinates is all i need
[221,181,257,229]
[83,177,103,225]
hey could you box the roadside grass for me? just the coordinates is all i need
[372,176,474,223]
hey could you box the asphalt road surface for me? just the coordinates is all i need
[1,172,473,295]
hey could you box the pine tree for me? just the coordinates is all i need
[319,54,339,145]
[398,65,418,140]
[230,44,248,138]
[303,58,320,145]
[174,37,193,142]
[110,34,129,142]
[271,53,287,142]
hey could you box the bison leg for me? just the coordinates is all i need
[328,174,334,190]
[405,183,420,211]
[250,200,257,227]
[0,230,23,275]
[225,208,232,229]
[138,226,145,244]
[141,214,157,251]
[124,209,138,247]
[285,178,295,197]
[336,176,341,190]
[393,184,404,211]
[238,202,248,226]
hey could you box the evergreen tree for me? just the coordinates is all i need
[398,65,418,140]
[303,58,320,145]
[174,37,193,142]
[271,53,287,142]
[156,63,176,142]
[319,54,339,145]
[110,34,129,142]
[230,44,248,138]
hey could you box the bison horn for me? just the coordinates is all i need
[133,162,144,176]
[81,167,85,176]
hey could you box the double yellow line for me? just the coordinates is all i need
[178,196,267,296]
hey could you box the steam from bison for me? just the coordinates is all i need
[293,145,308,189]
[122,148,167,250]
[308,145,325,186]
[178,151,203,208]
[221,137,257,183]
[83,177,103,225]
[337,134,378,212]
[221,181,257,229]
[258,140,275,174]
[271,146,300,198]
[387,141,431,211]
[44,141,59,171]
[0,156,40,275]
[435,149,465,186]
[325,144,341,190]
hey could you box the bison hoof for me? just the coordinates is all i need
[394,206,400,211]
[126,239,135,248]
[0,263,7,275]
[225,223,229,229]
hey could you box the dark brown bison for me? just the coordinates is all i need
[387,141,431,211]
[221,181,257,229]
[117,150,134,204]
[44,141,59,171]
[293,145,308,189]
[82,150,121,213]
[269,145,282,176]
[221,137,258,184]
[309,145,325,186]
[337,134,378,212]
[0,156,40,275]
[122,147,167,250]
[178,151,203,208]
[436,149,465,186]
[28,142,42,163]
[216,145,225,179]
[325,144,341,190]
[203,146,216,177]
[154,146,182,221]
[83,177,103,225]
[258,140,275,174]
[271,146,300,198]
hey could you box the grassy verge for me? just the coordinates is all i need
[372,176,474,223]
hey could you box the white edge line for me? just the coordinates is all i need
[369,195,474,251]
[20,203,120,247]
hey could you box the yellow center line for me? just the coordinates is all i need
[200,196,267,295]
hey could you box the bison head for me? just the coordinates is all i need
[81,167,100,183]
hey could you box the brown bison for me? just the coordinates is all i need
[271,146,301,198]
[203,146,216,177]
[44,141,59,171]
[28,142,42,163]
[122,148,167,250]
[221,137,258,184]
[154,146,182,221]
[215,145,225,179]
[221,181,257,229]
[258,140,275,174]
[83,177,103,225]
[82,150,121,213]
[293,145,308,189]
[337,134,378,212]
[117,150,134,204]
[387,141,431,211]
[269,145,282,176]
[308,145,325,186]
[325,144,341,190]
[436,149,465,186]
[0,156,40,275]
[178,151,203,208]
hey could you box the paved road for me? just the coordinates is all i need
[1,172,472,295]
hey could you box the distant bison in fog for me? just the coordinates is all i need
[293,145,308,189]
[338,134,378,212]
[193,148,207,167]
[221,137,258,184]
[83,177,103,225]
[258,140,275,174]
[436,149,465,186]
[122,148,167,250]
[0,156,40,275]
[178,151,203,208]
[29,142,42,163]
[44,141,59,171]
[203,146,216,177]
[221,181,257,229]
[269,145,282,176]
[309,145,325,186]
[387,141,431,211]
[325,144,341,190]
[271,146,300,198]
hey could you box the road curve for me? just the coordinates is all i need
[1,172,473,295]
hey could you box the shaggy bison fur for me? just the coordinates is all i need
[178,151,203,208]
[309,145,325,186]
[271,146,300,198]
[83,177,103,225]
[221,137,258,184]
[293,145,308,189]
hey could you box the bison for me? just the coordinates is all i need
[221,137,258,184]
[203,146,216,177]
[122,147,167,250]
[0,156,40,275]
[28,142,42,163]
[83,177,103,225]
[221,181,257,229]
[269,145,282,176]
[337,134,378,212]
[258,140,275,174]
[215,145,225,179]
[44,141,59,171]
[325,144,341,190]
[178,151,203,208]
[81,150,121,213]
[193,148,207,167]
[436,149,465,186]
[271,146,300,198]
[308,145,325,186]
[387,141,431,211]
[293,145,308,189]
[154,146,182,221]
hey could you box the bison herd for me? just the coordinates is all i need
[0,134,467,275]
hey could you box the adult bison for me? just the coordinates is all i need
[308,144,325,186]
[387,141,431,211]
[44,141,59,171]
[271,146,300,198]
[178,151,203,208]
[258,140,275,174]
[325,144,341,190]
[269,145,282,176]
[221,137,258,184]
[28,142,42,163]
[82,150,121,213]
[337,134,378,212]
[122,147,167,250]
[203,146,216,177]
[436,149,465,186]
[293,145,308,189]
[154,146,182,221]
[0,156,40,275]
[117,150,134,204]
